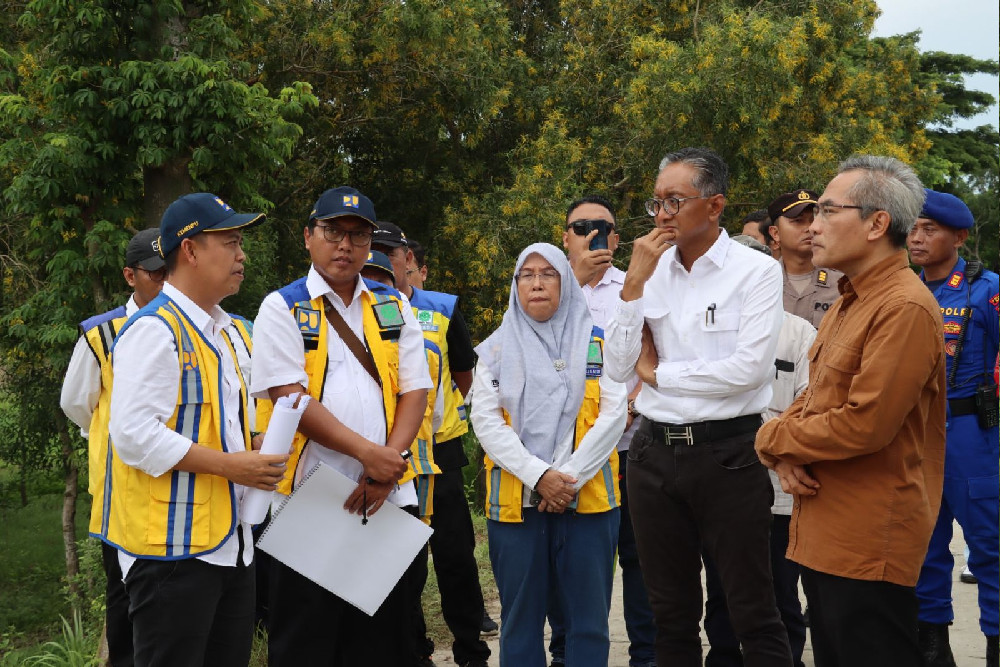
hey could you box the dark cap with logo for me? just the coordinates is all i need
[920,189,974,230]
[126,228,167,270]
[158,193,265,258]
[310,187,377,228]
[767,189,819,223]
[363,250,396,283]
[372,221,408,249]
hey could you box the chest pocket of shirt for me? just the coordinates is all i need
[699,310,740,360]
[812,341,862,411]
[324,338,351,395]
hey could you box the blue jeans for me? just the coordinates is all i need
[550,456,657,666]
[489,507,620,667]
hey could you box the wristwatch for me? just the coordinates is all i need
[627,399,639,418]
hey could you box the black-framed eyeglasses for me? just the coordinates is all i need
[644,195,708,217]
[136,267,167,282]
[314,224,373,246]
[567,219,615,235]
[813,202,867,218]
[515,270,560,284]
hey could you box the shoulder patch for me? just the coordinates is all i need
[947,272,963,288]
[817,270,828,286]
[991,293,999,312]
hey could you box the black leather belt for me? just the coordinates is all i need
[645,414,763,446]
[949,396,978,418]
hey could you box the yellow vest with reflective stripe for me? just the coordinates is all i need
[80,306,127,536]
[257,282,403,495]
[483,331,620,523]
[408,288,468,441]
[401,339,443,519]
[104,295,250,559]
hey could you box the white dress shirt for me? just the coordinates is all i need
[110,283,253,575]
[582,265,640,451]
[767,312,815,515]
[250,267,432,508]
[60,295,140,437]
[604,229,783,424]
[471,360,627,505]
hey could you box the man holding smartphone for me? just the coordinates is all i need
[558,195,657,667]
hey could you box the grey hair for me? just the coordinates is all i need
[837,155,925,248]
[658,147,729,197]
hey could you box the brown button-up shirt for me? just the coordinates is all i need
[782,262,844,329]
[756,250,945,587]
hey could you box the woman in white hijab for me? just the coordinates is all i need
[471,242,627,666]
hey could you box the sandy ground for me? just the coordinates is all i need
[432,524,989,666]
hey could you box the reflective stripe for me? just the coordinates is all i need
[598,461,618,509]
[488,466,503,521]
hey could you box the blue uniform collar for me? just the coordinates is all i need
[921,256,967,292]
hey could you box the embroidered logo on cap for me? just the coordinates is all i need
[343,195,359,208]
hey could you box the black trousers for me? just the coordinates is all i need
[101,541,134,667]
[124,557,255,667]
[412,456,490,663]
[704,515,806,667]
[268,510,422,667]
[627,418,792,667]
[801,567,922,667]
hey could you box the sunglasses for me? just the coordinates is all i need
[567,219,615,235]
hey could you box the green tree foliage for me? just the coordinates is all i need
[0,0,314,596]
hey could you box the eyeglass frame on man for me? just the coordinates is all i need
[132,266,167,282]
[313,223,373,247]
[812,202,873,218]
[644,195,710,217]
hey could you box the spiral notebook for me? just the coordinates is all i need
[256,462,433,616]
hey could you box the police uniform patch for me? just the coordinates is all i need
[947,272,963,288]
[942,321,962,336]
[991,294,999,312]
[373,301,404,329]
[945,339,958,357]
[817,270,828,286]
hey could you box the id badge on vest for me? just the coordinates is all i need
[373,301,405,340]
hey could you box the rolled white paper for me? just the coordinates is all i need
[241,393,309,525]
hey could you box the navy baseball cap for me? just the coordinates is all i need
[920,189,974,230]
[157,193,264,257]
[310,187,377,228]
[126,228,166,270]
[363,250,396,283]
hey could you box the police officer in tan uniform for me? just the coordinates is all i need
[767,190,842,328]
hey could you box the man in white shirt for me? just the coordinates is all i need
[604,147,791,666]
[250,186,431,666]
[107,194,289,667]
[60,227,164,667]
[544,195,655,667]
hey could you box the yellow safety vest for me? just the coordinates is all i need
[256,278,403,495]
[483,330,620,522]
[104,294,250,559]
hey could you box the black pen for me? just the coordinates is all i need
[706,303,716,325]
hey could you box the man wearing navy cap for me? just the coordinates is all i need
[766,189,843,328]
[372,221,492,667]
[60,228,165,667]
[251,187,431,666]
[909,189,999,667]
[107,194,289,666]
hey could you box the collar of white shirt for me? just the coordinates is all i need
[305,265,371,309]
[161,282,232,336]
[596,265,626,287]
[666,227,731,272]
[125,294,139,318]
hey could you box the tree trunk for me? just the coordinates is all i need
[57,417,82,609]
[19,464,27,507]
[143,159,193,229]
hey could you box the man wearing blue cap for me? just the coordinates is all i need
[251,187,431,666]
[909,189,999,667]
[106,194,289,666]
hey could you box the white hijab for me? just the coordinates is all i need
[475,243,593,464]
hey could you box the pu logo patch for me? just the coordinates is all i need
[182,351,199,370]
[214,197,233,212]
[343,195,359,208]
[297,308,320,334]
[373,301,404,329]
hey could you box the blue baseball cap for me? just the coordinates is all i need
[157,193,265,257]
[310,187,377,228]
[920,189,974,230]
[363,250,396,283]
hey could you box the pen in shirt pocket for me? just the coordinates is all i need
[705,303,716,326]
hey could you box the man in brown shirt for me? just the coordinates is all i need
[756,155,946,667]
[767,189,844,328]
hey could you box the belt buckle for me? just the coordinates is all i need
[664,426,695,446]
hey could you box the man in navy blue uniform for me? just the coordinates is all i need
[909,189,999,667]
